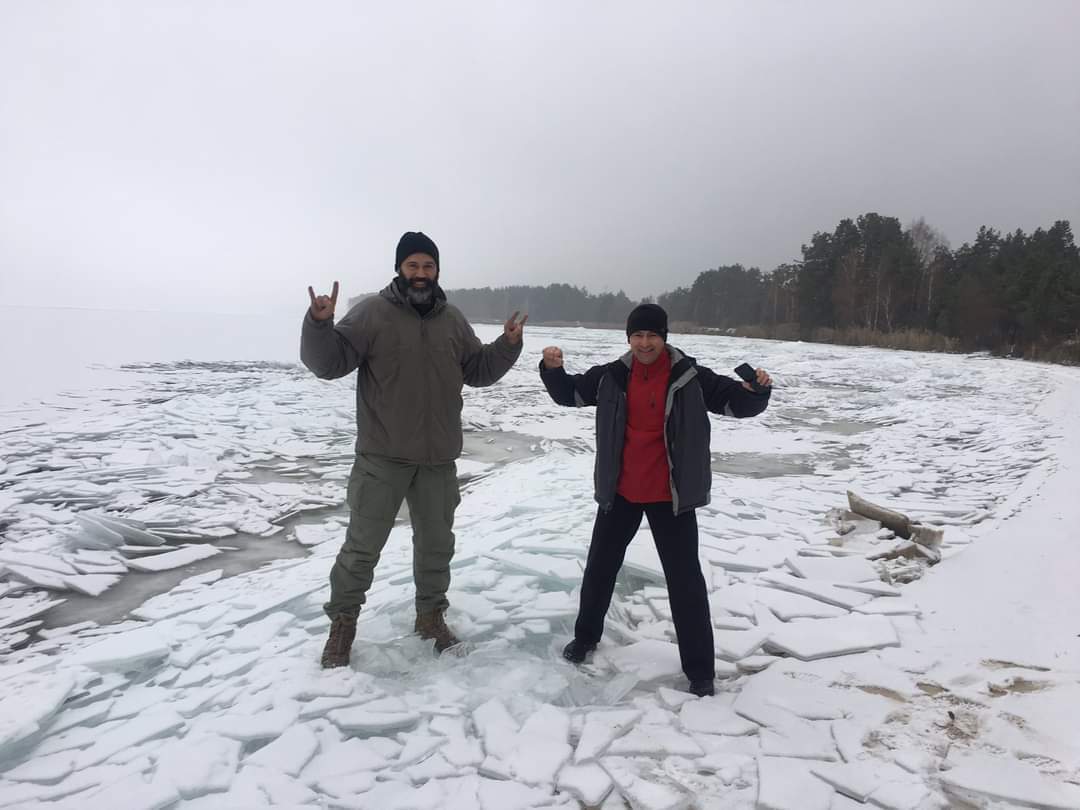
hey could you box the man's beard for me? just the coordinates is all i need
[404,278,437,306]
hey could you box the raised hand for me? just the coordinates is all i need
[308,281,339,322]
[542,346,564,369]
[741,368,772,391]
[504,311,528,345]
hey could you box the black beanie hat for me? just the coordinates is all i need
[626,303,669,340]
[395,232,440,272]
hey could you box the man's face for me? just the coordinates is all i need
[628,331,665,365]
[399,253,438,287]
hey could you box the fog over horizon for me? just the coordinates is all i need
[2,1,1078,314]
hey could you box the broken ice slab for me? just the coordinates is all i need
[73,709,185,768]
[302,736,403,782]
[131,585,224,622]
[243,724,319,776]
[833,579,902,597]
[69,556,127,575]
[557,762,613,806]
[78,767,180,809]
[125,544,221,572]
[710,583,849,620]
[759,718,838,761]
[939,750,1080,809]
[703,538,798,572]
[757,756,835,810]
[603,640,684,683]
[395,730,449,769]
[293,523,338,546]
[713,629,769,661]
[223,611,295,652]
[473,697,520,762]
[65,515,123,550]
[785,554,879,583]
[4,563,69,590]
[607,723,704,758]
[620,539,667,582]
[483,550,583,582]
[155,733,242,799]
[0,671,78,757]
[811,759,925,804]
[174,569,223,590]
[601,756,694,810]
[78,513,166,546]
[62,573,122,596]
[0,549,79,576]
[853,598,922,616]
[757,571,874,610]
[766,614,900,661]
[0,596,66,628]
[574,709,642,763]
[327,705,421,735]
[2,748,80,784]
[506,705,573,785]
[72,627,171,671]
[678,697,758,736]
[207,702,302,741]
[116,544,175,556]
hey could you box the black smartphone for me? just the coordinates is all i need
[734,363,757,383]
[734,362,766,392]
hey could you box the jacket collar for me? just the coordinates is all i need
[619,345,689,369]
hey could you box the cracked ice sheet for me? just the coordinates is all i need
[2,326,1078,809]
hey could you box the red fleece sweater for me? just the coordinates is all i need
[616,350,672,503]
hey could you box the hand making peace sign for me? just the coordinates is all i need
[504,311,528,345]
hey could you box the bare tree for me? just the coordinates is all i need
[908,218,951,321]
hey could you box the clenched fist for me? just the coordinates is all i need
[542,346,564,369]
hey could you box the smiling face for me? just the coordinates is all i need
[399,253,438,286]
[628,330,666,365]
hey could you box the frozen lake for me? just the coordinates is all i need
[2,311,1079,808]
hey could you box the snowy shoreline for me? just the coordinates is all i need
[2,329,1079,808]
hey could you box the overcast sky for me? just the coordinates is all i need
[2,1,1078,313]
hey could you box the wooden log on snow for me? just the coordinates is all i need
[847,491,912,539]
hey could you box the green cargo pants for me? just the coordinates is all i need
[323,453,460,619]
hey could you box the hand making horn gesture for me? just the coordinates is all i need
[308,281,339,322]
[504,311,528,345]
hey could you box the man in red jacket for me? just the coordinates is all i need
[540,304,772,696]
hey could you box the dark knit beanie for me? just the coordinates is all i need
[395,232,440,271]
[626,304,668,340]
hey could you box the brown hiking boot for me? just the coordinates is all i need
[414,609,460,654]
[320,614,357,669]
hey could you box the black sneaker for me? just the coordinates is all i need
[689,678,715,697]
[562,638,597,664]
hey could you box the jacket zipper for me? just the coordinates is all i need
[664,365,697,514]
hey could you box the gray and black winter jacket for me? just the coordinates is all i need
[540,347,770,515]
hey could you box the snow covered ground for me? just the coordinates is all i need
[1,322,1079,809]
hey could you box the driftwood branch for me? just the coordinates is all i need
[847,491,912,538]
[848,490,946,557]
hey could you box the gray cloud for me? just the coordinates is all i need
[2,0,1078,312]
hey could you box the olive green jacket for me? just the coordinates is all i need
[301,281,521,463]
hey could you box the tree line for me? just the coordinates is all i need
[445,214,1080,363]
[446,283,637,326]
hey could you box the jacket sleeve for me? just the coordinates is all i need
[460,321,522,387]
[539,361,606,407]
[300,307,366,380]
[696,365,771,417]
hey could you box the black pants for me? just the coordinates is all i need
[575,495,715,682]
